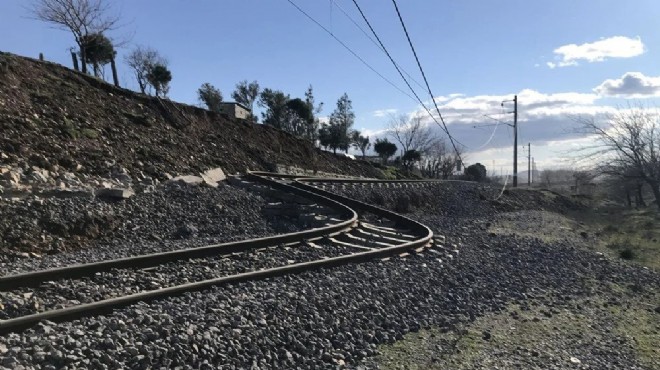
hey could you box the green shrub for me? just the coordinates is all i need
[619,248,635,260]
[61,123,80,139]
[80,128,99,139]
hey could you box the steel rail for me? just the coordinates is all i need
[0,176,357,291]
[0,173,433,334]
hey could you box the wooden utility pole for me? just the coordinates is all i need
[527,142,531,186]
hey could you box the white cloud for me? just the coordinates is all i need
[358,127,388,138]
[594,72,660,97]
[419,89,602,126]
[547,36,645,68]
[373,108,397,117]
[403,89,617,168]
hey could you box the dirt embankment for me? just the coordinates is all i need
[0,52,381,180]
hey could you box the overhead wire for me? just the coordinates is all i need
[284,0,416,102]
[333,0,426,91]
[348,0,441,131]
[472,117,503,150]
[390,0,462,159]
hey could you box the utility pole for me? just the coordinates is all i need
[501,95,519,187]
[527,142,531,187]
[513,95,518,187]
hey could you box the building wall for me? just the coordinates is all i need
[219,103,250,120]
[234,105,249,120]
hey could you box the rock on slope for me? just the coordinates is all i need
[0,52,381,181]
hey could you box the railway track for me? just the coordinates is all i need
[0,172,442,334]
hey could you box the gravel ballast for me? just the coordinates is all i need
[0,182,304,275]
[0,182,657,369]
[0,242,357,319]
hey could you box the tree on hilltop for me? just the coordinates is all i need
[352,131,370,159]
[232,80,260,121]
[147,64,172,97]
[327,93,355,154]
[198,83,223,112]
[80,33,115,78]
[125,46,167,95]
[374,138,397,164]
[303,85,323,144]
[30,0,121,75]
[259,88,290,129]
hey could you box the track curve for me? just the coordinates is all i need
[0,172,434,334]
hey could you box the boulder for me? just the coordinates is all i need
[2,169,22,185]
[96,187,135,200]
[201,167,226,183]
[170,175,204,186]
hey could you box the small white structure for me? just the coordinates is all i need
[218,102,250,120]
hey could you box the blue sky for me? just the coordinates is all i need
[2,0,660,173]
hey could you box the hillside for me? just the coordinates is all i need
[0,52,381,184]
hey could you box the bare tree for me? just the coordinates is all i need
[539,170,554,188]
[602,173,646,208]
[574,104,660,209]
[124,46,167,95]
[387,113,437,155]
[420,138,462,179]
[30,0,120,74]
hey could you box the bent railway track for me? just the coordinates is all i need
[0,172,439,334]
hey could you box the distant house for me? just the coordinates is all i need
[218,102,250,120]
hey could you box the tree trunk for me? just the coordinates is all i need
[636,184,646,207]
[71,52,79,71]
[648,181,660,210]
[80,45,87,74]
[138,78,146,94]
[625,189,632,208]
[110,56,119,87]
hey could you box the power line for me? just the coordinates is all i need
[350,0,464,164]
[349,0,437,127]
[471,117,503,150]
[333,0,426,91]
[284,0,415,101]
[390,0,462,159]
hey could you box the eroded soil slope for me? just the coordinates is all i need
[0,52,380,180]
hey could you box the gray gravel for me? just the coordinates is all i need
[0,182,657,369]
[1,242,357,319]
[0,182,303,275]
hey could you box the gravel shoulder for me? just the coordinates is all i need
[377,282,659,370]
